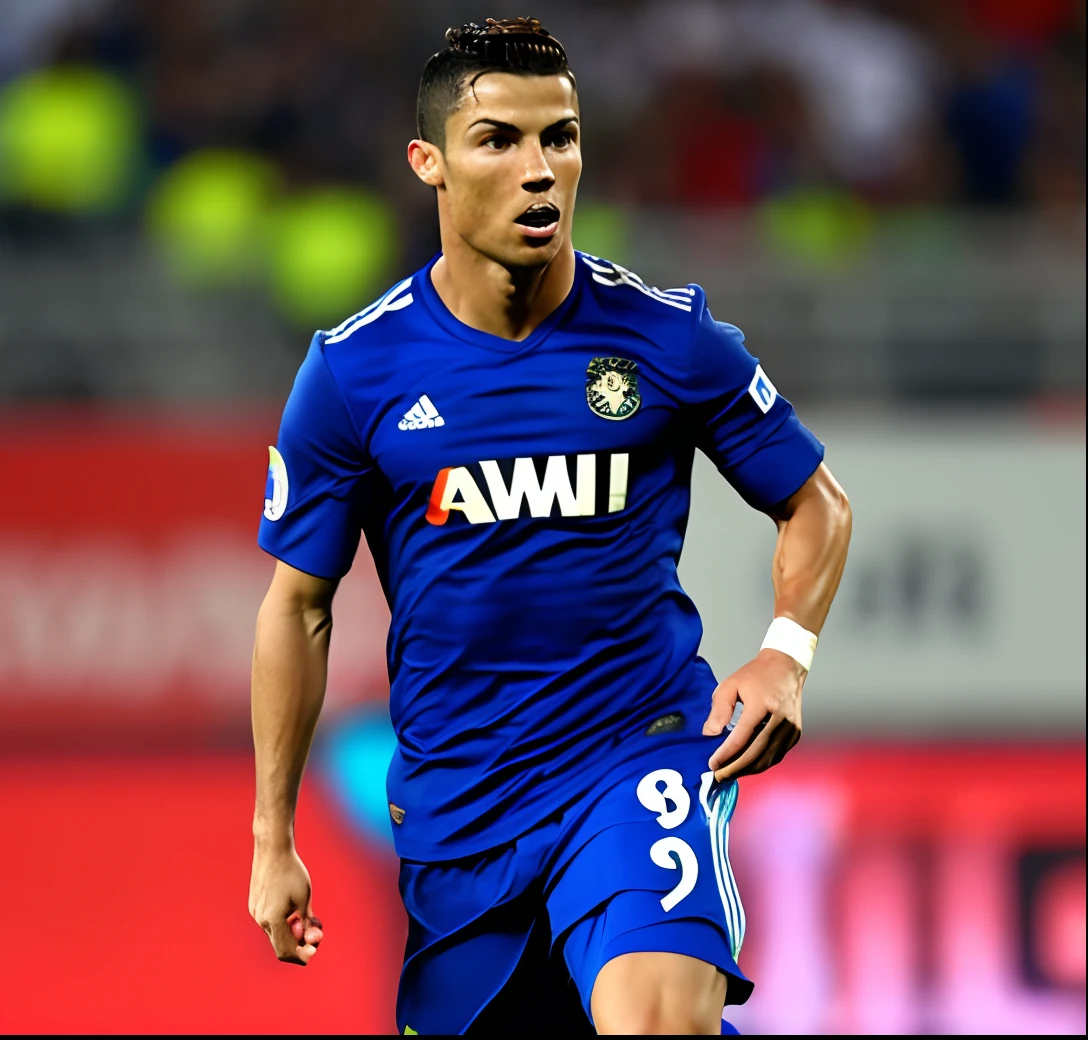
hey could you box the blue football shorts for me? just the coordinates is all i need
[396,732,752,1035]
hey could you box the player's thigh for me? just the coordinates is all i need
[545,739,752,1027]
[592,950,726,1035]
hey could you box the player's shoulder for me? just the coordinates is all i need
[316,268,425,362]
[576,251,707,325]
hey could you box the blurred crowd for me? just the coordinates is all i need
[601,0,1085,211]
[4,0,1083,206]
[0,0,1084,332]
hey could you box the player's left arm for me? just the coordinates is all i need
[681,295,851,779]
[702,463,851,779]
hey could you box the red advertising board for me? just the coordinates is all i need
[0,411,390,745]
[0,754,404,1034]
[0,745,1081,1034]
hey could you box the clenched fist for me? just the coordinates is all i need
[249,839,324,965]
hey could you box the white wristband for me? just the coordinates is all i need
[760,617,818,672]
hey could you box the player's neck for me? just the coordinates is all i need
[430,241,575,342]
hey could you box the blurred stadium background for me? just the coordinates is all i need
[0,0,1084,1033]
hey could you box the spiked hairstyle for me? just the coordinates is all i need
[416,17,576,149]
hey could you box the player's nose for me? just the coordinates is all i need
[521,139,554,193]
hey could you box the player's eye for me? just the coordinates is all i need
[548,131,574,148]
[482,136,510,151]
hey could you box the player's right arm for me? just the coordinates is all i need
[249,560,335,965]
[248,332,374,964]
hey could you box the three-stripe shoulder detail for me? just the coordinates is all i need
[580,255,695,312]
[324,277,415,344]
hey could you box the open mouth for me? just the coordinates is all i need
[514,203,560,229]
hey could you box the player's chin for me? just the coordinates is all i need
[504,230,563,266]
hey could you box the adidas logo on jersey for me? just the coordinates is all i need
[399,395,444,430]
[426,452,630,525]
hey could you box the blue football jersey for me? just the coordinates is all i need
[258,252,824,860]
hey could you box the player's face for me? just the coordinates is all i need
[437,72,581,268]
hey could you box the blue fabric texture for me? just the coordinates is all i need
[258,252,823,861]
[396,733,753,1035]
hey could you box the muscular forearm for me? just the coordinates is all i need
[704,464,851,778]
[770,463,852,635]
[251,586,333,844]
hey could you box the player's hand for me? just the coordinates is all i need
[249,839,324,965]
[702,649,805,781]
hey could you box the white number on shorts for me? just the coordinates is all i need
[635,768,690,830]
[650,837,700,912]
[637,767,698,911]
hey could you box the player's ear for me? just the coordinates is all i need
[408,139,445,188]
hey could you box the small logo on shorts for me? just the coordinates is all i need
[389,803,406,825]
[645,712,685,736]
[587,356,640,420]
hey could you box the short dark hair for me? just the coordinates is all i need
[417,17,576,149]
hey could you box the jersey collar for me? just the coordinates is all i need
[415,251,584,353]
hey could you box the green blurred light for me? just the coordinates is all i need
[146,149,280,287]
[759,187,871,268]
[266,188,397,328]
[574,200,630,264]
[0,66,139,213]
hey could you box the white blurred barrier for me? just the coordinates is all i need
[682,413,1086,732]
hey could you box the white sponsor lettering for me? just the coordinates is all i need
[575,454,596,515]
[436,466,496,525]
[608,453,630,513]
[429,452,627,525]
[481,455,595,520]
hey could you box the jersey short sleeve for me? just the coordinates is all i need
[257,332,372,579]
[684,295,824,511]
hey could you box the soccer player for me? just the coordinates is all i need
[249,17,851,1036]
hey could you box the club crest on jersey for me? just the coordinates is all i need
[586,356,640,421]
